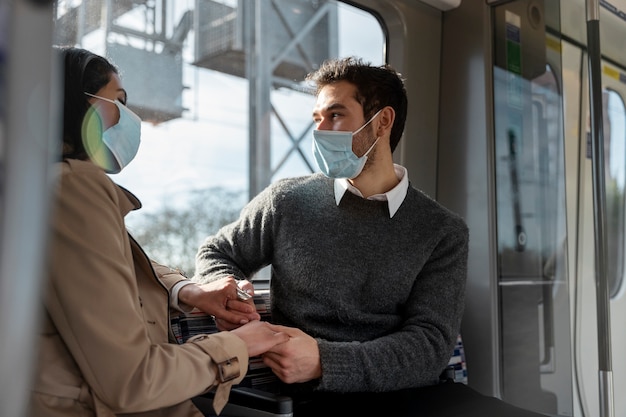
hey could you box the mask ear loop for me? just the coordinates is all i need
[353,109,382,159]
[84,92,116,104]
[362,137,380,158]
[354,109,383,136]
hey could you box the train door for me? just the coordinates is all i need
[563,39,626,417]
[438,1,575,414]
[438,1,626,416]
[491,2,573,414]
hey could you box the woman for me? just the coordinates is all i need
[29,46,288,417]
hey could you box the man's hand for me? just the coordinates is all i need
[261,324,322,384]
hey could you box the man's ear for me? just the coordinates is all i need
[376,106,395,136]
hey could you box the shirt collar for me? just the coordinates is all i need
[334,164,409,218]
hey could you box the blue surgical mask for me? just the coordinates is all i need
[84,92,142,173]
[312,109,382,179]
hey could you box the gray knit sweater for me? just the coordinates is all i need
[194,173,469,393]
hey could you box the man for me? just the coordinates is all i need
[194,57,546,417]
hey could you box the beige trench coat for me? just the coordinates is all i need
[30,159,248,417]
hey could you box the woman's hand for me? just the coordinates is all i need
[231,320,289,357]
[178,276,260,328]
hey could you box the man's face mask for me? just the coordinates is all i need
[84,92,142,174]
[312,109,382,179]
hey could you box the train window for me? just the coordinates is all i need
[53,1,384,275]
[604,89,626,299]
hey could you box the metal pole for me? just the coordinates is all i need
[585,1,614,416]
[0,1,57,416]
[246,0,272,200]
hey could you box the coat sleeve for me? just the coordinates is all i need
[45,167,248,414]
[151,260,188,289]
[151,260,195,312]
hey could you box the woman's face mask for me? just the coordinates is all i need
[84,92,142,173]
[312,109,382,179]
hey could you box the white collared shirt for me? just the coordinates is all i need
[333,164,409,218]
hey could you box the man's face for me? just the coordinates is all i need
[312,80,365,132]
[312,80,376,157]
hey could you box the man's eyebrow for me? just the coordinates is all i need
[312,103,348,117]
[326,103,348,111]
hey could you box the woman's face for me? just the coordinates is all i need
[86,72,127,130]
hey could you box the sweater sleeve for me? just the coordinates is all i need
[194,183,277,283]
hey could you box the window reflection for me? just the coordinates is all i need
[493,59,571,415]
[492,2,572,410]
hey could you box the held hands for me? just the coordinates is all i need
[261,324,322,384]
[177,276,321,382]
[178,276,260,328]
[231,320,290,358]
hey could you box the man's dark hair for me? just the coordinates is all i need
[306,56,408,152]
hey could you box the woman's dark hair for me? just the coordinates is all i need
[305,57,408,153]
[55,46,118,160]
